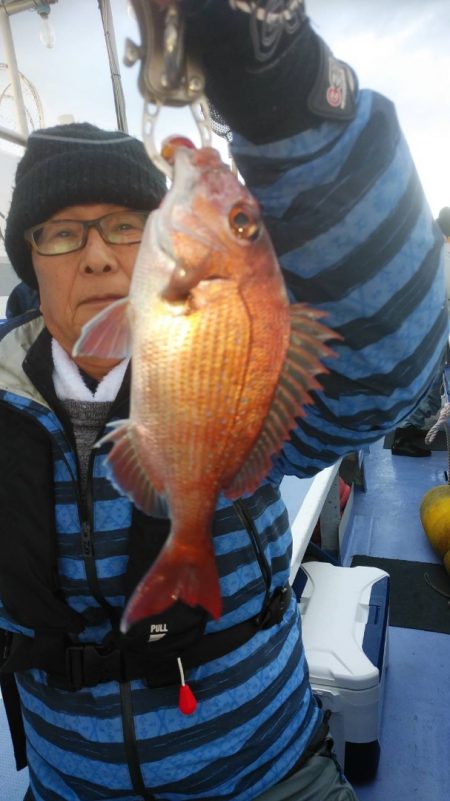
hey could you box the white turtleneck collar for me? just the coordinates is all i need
[52,337,129,402]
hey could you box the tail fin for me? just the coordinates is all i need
[121,540,222,632]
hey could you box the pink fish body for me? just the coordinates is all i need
[74,146,337,631]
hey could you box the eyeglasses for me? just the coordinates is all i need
[24,210,150,256]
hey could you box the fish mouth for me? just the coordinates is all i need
[154,206,230,302]
[197,275,231,289]
[161,259,229,303]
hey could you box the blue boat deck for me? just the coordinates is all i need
[341,438,450,801]
[1,437,449,800]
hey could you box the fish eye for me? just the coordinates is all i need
[228,203,260,241]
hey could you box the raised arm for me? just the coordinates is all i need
[185,0,448,475]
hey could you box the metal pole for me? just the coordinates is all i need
[0,6,28,138]
[98,0,128,133]
[0,121,26,145]
[2,2,45,13]
[3,1,58,14]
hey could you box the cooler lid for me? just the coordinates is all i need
[299,562,389,691]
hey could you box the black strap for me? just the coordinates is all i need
[65,583,292,691]
[2,584,292,692]
[183,582,291,667]
[0,673,27,770]
[120,683,156,801]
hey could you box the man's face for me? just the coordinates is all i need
[31,203,141,354]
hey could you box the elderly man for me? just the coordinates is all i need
[0,2,447,800]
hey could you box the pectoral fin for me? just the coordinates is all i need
[98,420,167,517]
[73,297,132,359]
[224,304,340,499]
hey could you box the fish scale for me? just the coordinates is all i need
[137,287,252,485]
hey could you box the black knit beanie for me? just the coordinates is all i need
[5,122,167,289]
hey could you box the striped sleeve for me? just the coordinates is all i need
[232,89,448,476]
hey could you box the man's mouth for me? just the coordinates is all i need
[80,294,123,306]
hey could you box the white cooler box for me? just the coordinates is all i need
[296,561,390,783]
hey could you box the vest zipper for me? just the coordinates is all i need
[73,438,146,795]
[81,447,120,626]
[233,499,272,606]
[84,442,146,795]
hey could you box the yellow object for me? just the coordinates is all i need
[420,485,450,574]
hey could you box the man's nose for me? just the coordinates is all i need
[79,227,119,274]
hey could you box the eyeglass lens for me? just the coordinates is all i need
[30,210,148,255]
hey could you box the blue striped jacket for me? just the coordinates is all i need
[0,89,447,801]
[0,317,319,801]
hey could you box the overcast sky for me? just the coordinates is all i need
[0,0,449,221]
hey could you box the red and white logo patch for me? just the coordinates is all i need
[327,86,342,108]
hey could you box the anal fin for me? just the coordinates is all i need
[98,420,167,517]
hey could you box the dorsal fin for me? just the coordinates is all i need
[224,304,339,499]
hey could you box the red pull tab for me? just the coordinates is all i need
[177,657,197,715]
[178,683,197,715]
